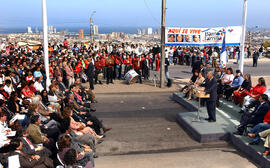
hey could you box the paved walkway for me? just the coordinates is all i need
[84,80,180,94]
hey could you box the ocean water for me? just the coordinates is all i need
[0,26,159,34]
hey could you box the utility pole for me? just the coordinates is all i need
[90,11,96,43]
[42,0,50,90]
[239,0,248,73]
[160,0,166,88]
[90,17,93,43]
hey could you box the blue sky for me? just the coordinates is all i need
[0,0,269,29]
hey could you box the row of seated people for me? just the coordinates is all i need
[181,65,270,156]
[0,77,111,167]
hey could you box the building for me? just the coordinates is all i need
[27,27,32,34]
[78,29,84,39]
[137,29,142,35]
[53,28,57,34]
[157,28,161,35]
[142,29,146,35]
[93,25,99,35]
[147,28,153,35]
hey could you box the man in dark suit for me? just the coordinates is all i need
[234,94,270,135]
[253,49,259,67]
[142,55,150,80]
[203,71,217,122]
[86,57,95,90]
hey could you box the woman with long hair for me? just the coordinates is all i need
[233,74,252,105]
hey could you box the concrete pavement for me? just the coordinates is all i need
[95,148,256,168]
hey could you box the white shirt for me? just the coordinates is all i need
[34,81,44,92]
[4,85,14,95]
[223,74,234,84]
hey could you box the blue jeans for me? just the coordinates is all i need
[249,123,270,143]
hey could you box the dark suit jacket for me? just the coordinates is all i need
[250,102,270,124]
[204,77,217,101]
[86,62,95,78]
[57,81,66,93]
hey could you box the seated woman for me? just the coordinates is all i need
[186,72,205,101]
[181,71,198,95]
[57,135,94,168]
[47,84,62,115]
[240,77,267,113]
[224,70,244,101]
[21,81,35,99]
[7,92,29,127]
[62,107,103,139]
[213,66,221,81]
[217,67,234,97]
[66,94,111,135]
[233,74,252,105]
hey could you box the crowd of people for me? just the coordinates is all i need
[181,51,270,156]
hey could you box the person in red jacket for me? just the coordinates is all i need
[94,57,103,84]
[132,56,142,84]
[105,55,114,84]
[124,55,132,75]
[114,54,123,80]
[156,53,161,71]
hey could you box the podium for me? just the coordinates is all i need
[192,89,210,122]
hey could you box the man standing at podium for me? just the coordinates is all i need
[203,71,217,122]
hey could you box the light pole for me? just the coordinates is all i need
[42,0,50,90]
[239,0,248,73]
[160,0,166,88]
[90,11,96,43]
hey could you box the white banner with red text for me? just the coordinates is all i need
[165,26,242,46]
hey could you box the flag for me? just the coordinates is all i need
[220,33,227,68]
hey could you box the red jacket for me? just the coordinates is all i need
[95,61,103,70]
[124,58,132,66]
[264,110,270,123]
[114,57,123,65]
[132,59,141,70]
[106,58,114,68]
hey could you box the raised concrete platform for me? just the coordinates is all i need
[173,92,270,168]
[173,92,239,143]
